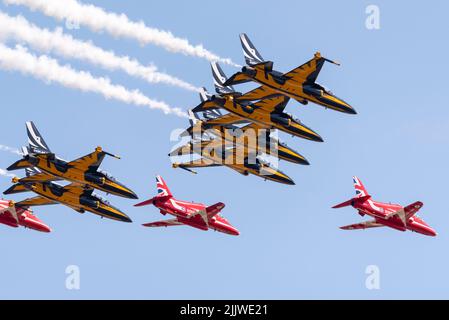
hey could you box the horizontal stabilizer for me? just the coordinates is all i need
[7,159,32,171]
[134,197,156,207]
[224,72,252,86]
[332,195,371,209]
[3,183,29,195]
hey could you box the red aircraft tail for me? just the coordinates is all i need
[134,175,173,207]
[333,177,371,209]
[353,176,370,198]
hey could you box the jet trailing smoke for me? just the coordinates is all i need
[4,0,239,66]
[0,44,187,117]
[0,145,21,155]
[0,168,14,177]
[0,12,199,92]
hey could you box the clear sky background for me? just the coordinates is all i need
[0,0,448,299]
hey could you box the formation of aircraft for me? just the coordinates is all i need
[135,176,239,235]
[171,33,356,185]
[0,199,51,232]
[8,122,137,199]
[2,121,135,225]
[332,177,437,236]
[0,34,435,239]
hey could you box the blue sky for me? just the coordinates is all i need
[0,0,448,299]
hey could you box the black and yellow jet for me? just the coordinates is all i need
[171,139,295,185]
[7,122,138,199]
[3,168,132,223]
[223,33,356,115]
[180,107,310,165]
[192,64,323,143]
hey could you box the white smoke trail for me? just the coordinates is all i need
[0,168,14,178]
[0,145,21,155]
[4,0,240,66]
[0,44,187,117]
[0,12,199,92]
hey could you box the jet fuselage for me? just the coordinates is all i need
[209,96,323,142]
[153,198,239,236]
[11,181,131,223]
[241,65,356,115]
[353,199,436,236]
[10,152,137,199]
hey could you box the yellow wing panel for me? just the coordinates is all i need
[17,196,58,207]
[237,86,278,102]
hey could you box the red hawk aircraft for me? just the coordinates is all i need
[0,199,51,232]
[332,177,436,236]
[135,176,239,236]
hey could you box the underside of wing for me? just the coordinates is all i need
[20,172,60,183]
[62,183,93,197]
[142,219,183,227]
[252,95,290,113]
[16,196,58,207]
[205,113,246,126]
[237,86,279,102]
[340,220,384,230]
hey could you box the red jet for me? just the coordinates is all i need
[333,176,436,236]
[0,199,51,233]
[135,176,239,236]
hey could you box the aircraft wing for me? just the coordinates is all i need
[63,183,93,197]
[142,219,183,227]
[204,113,246,126]
[283,52,339,84]
[404,201,423,220]
[206,202,225,219]
[252,95,290,113]
[67,149,109,173]
[20,172,60,183]
[16,196,58,207]
[340,220,384,230]
[192,100,222,113]
[236,85,279,102]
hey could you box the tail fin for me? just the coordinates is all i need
[188,109,200,127]
[211,62,236,95]
[240,33,265,66]
[333,177,371,209]
[26,121,51,154]
[26,166,42,177]
[134,175,173,207]
[155,175,173,198]
[353,176,370,197]
[199,87,213,103]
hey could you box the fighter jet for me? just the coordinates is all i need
[223,33,356,115]
[332,177,436,236]
[4,168,132,223]
[135,176,239,236]
[0,199,51,232]
[192,63,323,142]
[178,106,310,165]
[171,138,295,185]
[7,122,138,199]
